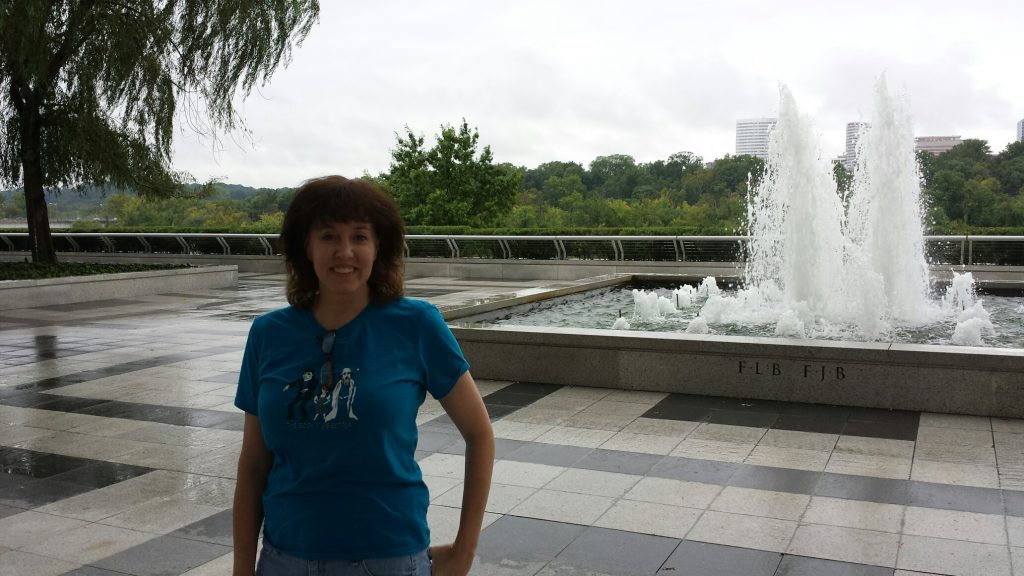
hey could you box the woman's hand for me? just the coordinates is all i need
[428,542,474,576]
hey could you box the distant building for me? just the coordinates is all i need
[914,136,962,156]
[735,118,777,159]
[841,122,870,171]
[1017,118,1023,142]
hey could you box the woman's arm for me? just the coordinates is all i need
[233,413,273,576]
[430,371,495,576]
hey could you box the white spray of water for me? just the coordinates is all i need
[683,78,991,345]
[672,285,697,308]
[743,86,847,322]
[943,272,977,311]
[846,76,933,326]
[686,317,709,334]
[631,289,673,321]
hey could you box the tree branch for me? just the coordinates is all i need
[43,0,100,89]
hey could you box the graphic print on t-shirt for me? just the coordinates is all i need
[287,365,359,428]
[283,370,316,422]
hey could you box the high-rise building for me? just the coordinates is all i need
[1017,118,1023,142]
[735,118,777,159]
[914,136,962,156]
[841,122,870,171]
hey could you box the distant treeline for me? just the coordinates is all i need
[2,128,1022,235]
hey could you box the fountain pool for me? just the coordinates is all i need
[472,281,1024,349]
[446,79,1024,416]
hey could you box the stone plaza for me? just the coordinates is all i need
[3,272,1024,575]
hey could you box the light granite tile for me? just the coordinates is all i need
[803,496,904,533]
[709,486,810,521]
[624,476,722,510]
[788,524,900,567]
[594,499,701,539]
[688,510,797,553]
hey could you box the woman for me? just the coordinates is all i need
[233,176,494,576]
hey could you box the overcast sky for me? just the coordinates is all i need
[170,0,1024,189]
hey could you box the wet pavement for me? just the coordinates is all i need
[2,272,1024,575]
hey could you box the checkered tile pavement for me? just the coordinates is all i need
[2,273,1024,576]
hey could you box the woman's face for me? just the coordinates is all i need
[306,220,378,302]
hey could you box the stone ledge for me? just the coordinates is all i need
[452,325,1024,417]
[0,265,238,310]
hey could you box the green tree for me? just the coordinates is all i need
[935,139,992,180]
[1,1,319,263]
[928,169,968,222]
[587,154,638,199]
[994,141,1024,196]
[963,177,1001,226]
[385,120,521,227]
[521,161,585,193]
[541,173,586,205]
[832,161,852,197]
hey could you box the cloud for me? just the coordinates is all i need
[169,0,1024,187]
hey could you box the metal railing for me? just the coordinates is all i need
[2,232,1023,266]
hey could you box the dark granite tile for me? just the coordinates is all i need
[0,387,33,400]
[92,534,231,576]
[0,451,88,479]
[908,481,1004,515]
[574,449,664,476]
[771,413,848,435]
[659,394,732,409]
[477,515,586,565]
[649,456,740,485]
[643,402,714,423]
[774,555,894,575]
[30,395,111,413]
[484,403,519,421]
[422,414,456,429]
[1004,489,1024,517]
[50,462,153,489]
[420,415,459,434]
[775,403,849,418]
[0,473,93,508]
[0,391,57,408]
[485,391,552,408]
[208,415,245,431]
[841,419,918,442]
[74,401,138,419]
[492,438,530,459]
[171,509,233,546]
[417,430,462,453]
[707,409,779,428]
[504,443,593,468]
[728,465,820,495]
[0,503,23,520]
[499,382,563,397]
[659,540,781,575]
[814,473,909,506]
[547,526,679,576]
[714,397,789,414]
[844,407,919,426]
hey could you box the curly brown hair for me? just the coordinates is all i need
[279,176,405,307]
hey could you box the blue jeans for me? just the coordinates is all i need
[256,540,432,576]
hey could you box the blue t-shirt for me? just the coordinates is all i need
[234,298,469,560]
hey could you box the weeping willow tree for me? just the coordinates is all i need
[0,1,319,263]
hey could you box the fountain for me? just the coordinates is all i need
[667,80,985,344]
[448,79,1024,417]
